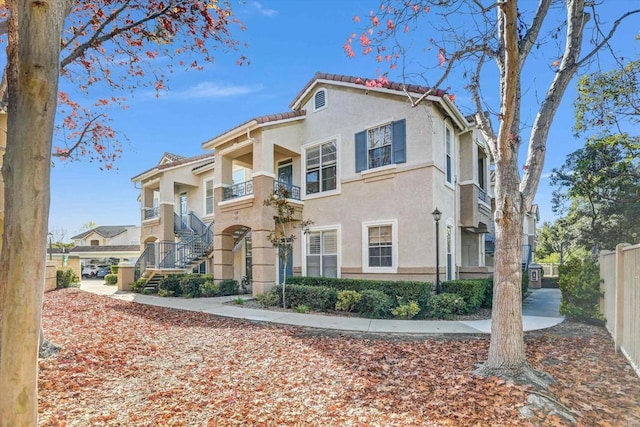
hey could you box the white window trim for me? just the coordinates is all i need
[203,177,215,217]
[364,120,395,172]
[445,123,455,189]
[301,224,341,278]
[312,88,328,112]
[301,135,341,200]
[445,218,455,280]
[362,219,398,274]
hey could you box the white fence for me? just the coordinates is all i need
[600,243,640,378]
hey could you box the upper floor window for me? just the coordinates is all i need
[445,125,453,185]
[204,178,214,215]
[355,119,406,173]
[313,89,327,111]
[305,140,337,196]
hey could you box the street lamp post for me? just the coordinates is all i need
[432,208,442,294]
[48,232,53,260]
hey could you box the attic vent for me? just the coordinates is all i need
[313,89,327,111]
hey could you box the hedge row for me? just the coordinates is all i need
[441,279,488,313]
[285,276,432,310]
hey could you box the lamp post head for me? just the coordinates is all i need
[432,208,442,222]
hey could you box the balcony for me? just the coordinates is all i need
[223,180,254,201]
[273,180,301,200]
[460,183,492,233]
[143,206,159,220]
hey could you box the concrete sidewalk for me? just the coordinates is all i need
[80,280,564,334]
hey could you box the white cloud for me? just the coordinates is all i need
[250,1,277,17]
[173,81,264,99]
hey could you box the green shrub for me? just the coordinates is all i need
[232,296,245,305]
[273,284,338,311]
[179,274,208,298]
[427,293,467,319]
[56,269,80,289]
[522,270,530,296]
[286,276,432,311]
[157,289,175,297]
[131,278,147,293]
[391,299,420,319]
[558,257,603,321]
[441,280,487,313]
[218,279,240,296]
[104,274,118,285]
[335,290,362,312]
[295,304,310,313]
[158,275,182,297]
[355,289,393,318]
[200,280,219,297]
[255,290,279,307]
[110,265,119,275]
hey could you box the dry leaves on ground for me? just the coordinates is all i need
[38,289,640,426]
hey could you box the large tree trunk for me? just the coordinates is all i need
[0,1,71,425]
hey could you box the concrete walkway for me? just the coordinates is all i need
[79,280,564,334]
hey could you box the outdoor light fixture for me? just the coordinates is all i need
[432,208,442,294]
[48,232,53,260]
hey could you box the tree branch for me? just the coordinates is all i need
[52,114,103,159]
[518,0,552,68]
[576,7,640,67]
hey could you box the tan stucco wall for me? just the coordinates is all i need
[46,254,82,280]
[45,262,58,292]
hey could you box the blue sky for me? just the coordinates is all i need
[48,0,639,240]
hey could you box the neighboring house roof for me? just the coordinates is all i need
[71,225,136,240]
[201,110,306,149]
[69,245,141,253]
[131,152,215,182]
[289,71,449,110]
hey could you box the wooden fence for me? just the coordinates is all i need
[600,243,640,378]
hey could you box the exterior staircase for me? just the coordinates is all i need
[134,212,214,291]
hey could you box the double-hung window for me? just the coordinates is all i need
[355,119,406,172]
[362,219,398,273]
[306,229,338,277]
[204,178,214,215]
[305,140,337,195]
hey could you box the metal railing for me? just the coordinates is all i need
[273,180,301,200]
[134,244,156,281]
[478,188,488,203]
[223,180,253,200]
[143,206,159,220]
[522,244,532,271]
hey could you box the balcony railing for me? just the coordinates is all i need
[143,206,159,220]
[478,187,488,203]
[273,180,301,200]
[223,180,253,201]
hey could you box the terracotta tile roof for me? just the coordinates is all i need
[131,152,215,182]
[201,110,306,148]
[290,72,448,109]
[160,152,186,163]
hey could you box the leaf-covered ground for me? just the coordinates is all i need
[39,289,640,426]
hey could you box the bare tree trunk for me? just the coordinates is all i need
[0,1,71,425]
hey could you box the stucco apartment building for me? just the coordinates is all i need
[132,72,526,295]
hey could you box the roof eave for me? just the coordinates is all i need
[202,120,259,150]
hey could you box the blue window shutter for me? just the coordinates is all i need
[355,131,367,172]
[392,119,406,164]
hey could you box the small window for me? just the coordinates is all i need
[90,240,99,246]
[362,219,398,273]
[313,89,327,111]
[204,179,214,215]
[445,125,453,185]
